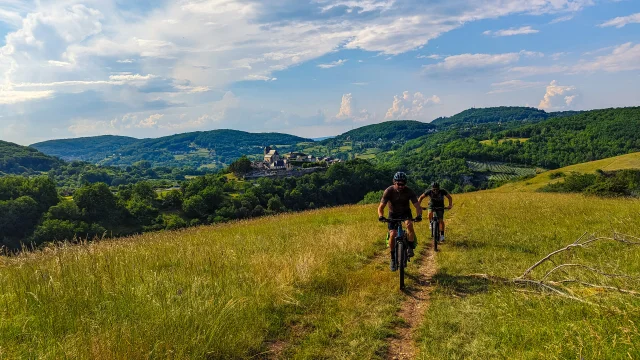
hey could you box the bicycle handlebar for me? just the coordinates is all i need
[421,207,449,210]
[381,218,421,223]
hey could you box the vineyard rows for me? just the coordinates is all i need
[467,161,538,176]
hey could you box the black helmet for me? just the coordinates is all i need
[393,172,408,183]
[431,182,440,189]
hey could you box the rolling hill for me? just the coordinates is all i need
[330,120,435,142]
[32,130,311,169]
[0,140,61,175]
[495,151,640,192]
[31,135,138,162]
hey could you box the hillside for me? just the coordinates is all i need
[331,120,435,142]
[32,130,311,169]
[31,135,138,162]
[2,191,639,358]
[385,107,640,190]
[495,151,640,192]
[431,106,550,127]
[0,140,61,175]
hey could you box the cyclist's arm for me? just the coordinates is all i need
[413,200,423,217]
[378,201,387,218]
[417,193,426,206]
[445,194,453,209]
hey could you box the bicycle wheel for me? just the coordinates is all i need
[397,240,405,289]
[432,220,438,252]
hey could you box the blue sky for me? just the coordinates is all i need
[0,0,638,145]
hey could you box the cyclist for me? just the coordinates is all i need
[418,182,453,243]
[378,172,422,271]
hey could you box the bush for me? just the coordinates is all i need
[359,190,384,205]
[164,214,187,230]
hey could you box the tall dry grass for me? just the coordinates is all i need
[0,206,407,359]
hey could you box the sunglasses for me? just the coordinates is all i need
[395,182,406,187]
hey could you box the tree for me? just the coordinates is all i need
[228,156,253,176]
[267,195,284,212]
[74,183,118,224]
[183,195,208,218]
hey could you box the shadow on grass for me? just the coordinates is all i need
[432,272,491,297]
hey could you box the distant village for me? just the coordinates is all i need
[244,146,341,179]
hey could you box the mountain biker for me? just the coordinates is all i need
[418,182,453,243]
[378,172,423,271]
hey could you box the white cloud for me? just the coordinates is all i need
[417,54,443,59]
[318,59,348,69]
[423,50,542,74]
[483,26,539,36]
[573,42,640,72]
[334,93,372,122]
[538,80,577,109]
[0,89,54,104]
[550,15,574,24]
[385,91,440,120]
[599,13,640,28]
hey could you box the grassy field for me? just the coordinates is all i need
[417,192,640,359]
[480,138,530,146]
[0,206,426,359]
[3,156,640,358]
[496,151,640,192]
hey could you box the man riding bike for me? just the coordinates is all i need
[418,182,453,243]
[378,172,423,271]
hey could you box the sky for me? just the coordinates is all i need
[0,0,639,145]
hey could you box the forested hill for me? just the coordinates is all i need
[32,135,138,162]
[32,130,311,168]
[386,106,640,189]
[0,141,61,175]
[331,120,435,142]
[430,106,585,128]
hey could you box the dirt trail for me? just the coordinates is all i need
[385,242,437,360]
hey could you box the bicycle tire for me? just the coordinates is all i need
[397,240,405,289]
[432,219,438,252]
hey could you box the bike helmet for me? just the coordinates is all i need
[431,182,440,189]
[393,172,408,183]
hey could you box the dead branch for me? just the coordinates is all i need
[540,263,640,282]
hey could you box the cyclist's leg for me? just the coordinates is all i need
[406,220,415,243]
[389,229,398,250]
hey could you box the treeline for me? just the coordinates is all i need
[1,159,398,252]
[540,169,640,197]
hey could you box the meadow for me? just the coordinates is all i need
[2,179,640,358]
[0,206,419,359]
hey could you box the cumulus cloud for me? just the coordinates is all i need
[538,80,577,110]
[334,93,372,122]
[0,0,604,143]
[483,26,539,36]
[318,59,348,69]
[385,91,440,120]
[599,13,640,28]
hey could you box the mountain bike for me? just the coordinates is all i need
[424,207,446,252]
[382,217,419,290]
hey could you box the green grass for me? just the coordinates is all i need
[417,192,640,359]
[480,138,530,146]
[0,206,420,359]
[496,152,640,192]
